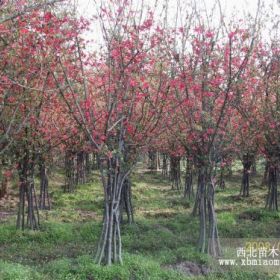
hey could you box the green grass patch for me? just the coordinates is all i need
[0,167,279,279]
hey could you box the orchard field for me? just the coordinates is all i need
[0,161,279,279]
[0,0,280,279]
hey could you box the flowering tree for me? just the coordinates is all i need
[258,42,280,211]
[48,0,169,265]
[162,4,260,253]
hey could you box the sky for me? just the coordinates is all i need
[76,0,280,19]
[73,0,280,47]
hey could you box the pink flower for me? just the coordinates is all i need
[130,79,137,87]
[111,49,119,59]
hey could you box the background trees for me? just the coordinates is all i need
[0,0,279,269]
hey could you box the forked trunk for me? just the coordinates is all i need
[95,156,127,265]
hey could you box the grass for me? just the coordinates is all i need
[0,163,279,279]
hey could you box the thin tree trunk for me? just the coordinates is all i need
[16,150,39,230]
[265,164,278,211]
[85,152,91,179]
[39,156,50,210]
[77,151,86,184]
[184,158,194,199]
[120,177,134,224]
[148,151,157,170]
[156,152,160,171]
[64,150,76,192]
[92,153,100,170]
[162,154,168,178]
[192,172,201,216]
[170,156,182,190]
[196,166,221,257]
[219,165,225,190]
[0,176,8,199]
[95,156,126,265]
[240,153,253,197]
[207,180,221,256]
[262,160,269,185]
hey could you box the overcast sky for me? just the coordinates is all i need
[74,0,280,47]
[76,0,279,19]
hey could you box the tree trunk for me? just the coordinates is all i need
[156,152,160,170]
[95,156,126,265]
[265,164,278,211]
[85,152,91,179]
[120,177,134,224]
[196,167,221,256]
[170,156,182,190]
[64,150,76,192]
[16,151,40,230]
[240,153,253,197]
[226,163,233,178]
[207,181,221,256]
[262,160,269,185]
[240,166,250,197]
[0,176,8,199]
[218,165,225,190]
[77,151,86,184]
[0,161,9,199]
[91,153,100,170]
[148,151,157,170]
[192,172,201,216]
[251,158,257,176]
[162,154,168,178]
[39,157,50,210]
[184,158,194,199]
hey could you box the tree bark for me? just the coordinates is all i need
[39,156,50,210]
[262,160,269,185]
[0,176,7,199]
[64,150,77,192]
[265,164,278,211]
[92,153,100,170]
[218,165,225,190]
[148,151,157,170]
[240,153,253,197]
[184,158,194,199]
[192,172,201,216]
[196,166,221,256]
[251,158,257,176]
[77,151,86,184]
[16,150,40,230]
[162,154,168,178]
[85,152,91,179]
[0,160,9,199]
[170,156,182,190]
[95,156,127,265]
[120,177,134,224]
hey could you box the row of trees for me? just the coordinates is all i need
[0,0,279,265]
